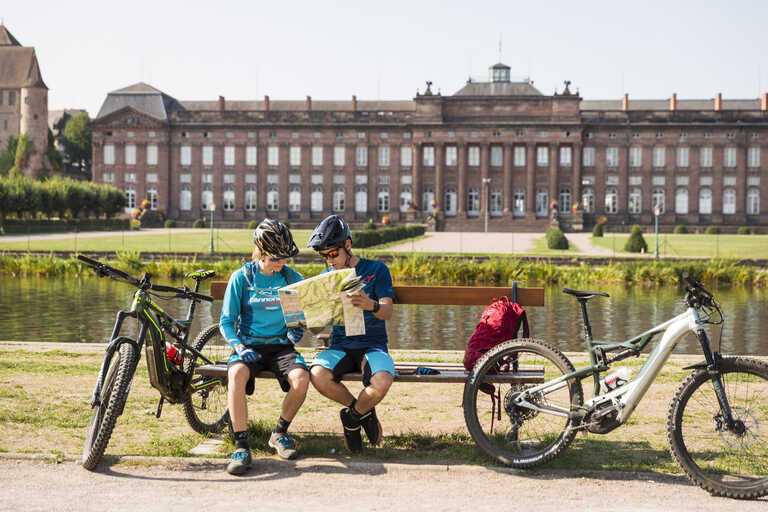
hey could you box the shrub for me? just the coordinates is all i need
[737,226,751,235]
[705,226,720,235]
[351,225,425,248]
[624,224,648,253]
[164,219,176,228]
[673,225,688,234]
[129,219,141,231]
[363,221,376,231]
[247,220,258,229]
[592,223,604,237]
[546,227,569,250]
[192,219,205,228]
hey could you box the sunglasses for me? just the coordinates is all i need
[318,248,341,260]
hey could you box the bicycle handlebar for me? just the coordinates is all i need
[681,272,715,308]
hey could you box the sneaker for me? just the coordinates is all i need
[359,407,382,446]
[268,432,298,460]
[339,407,362,453]
[226,448,252,475]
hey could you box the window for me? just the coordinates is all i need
[335,131,343,140]
[652,188,665,214]
[220,145,233,166]
[202,146,213,166]
[677,147,689,168]
[629,188,641,214]
[312,146,323,166]
[606,174,619,186]
[288,174,300,184]
[289,187,301,212]
[124,173,136,183]
[491,146,503,167]
[444,187,457,216]
[724,176,737,186]
[629,175,642,185]
[245,173,257,184]
[445,146,457,166]
[723,188,736,214]
[334,146,345,166]
[201,173,213,184]
[447,131,456,138]
[313,131,321,139]
[748,147,760,168]
[222,174,234,185]
[311,186,323,212]
[491,188,502,216]
[291,132,299,140]
[125,144,136,165]
[180,188,191,211]
[467,188,480,216]
[180,146,191,166]
[355,187,367,212]
[246,146,257,166]
[223,189,235,211]
[146,145,158,166]
[700,147,713,167]
[748,175,761,186]
[422,146,435,166]
[180,173,191,183]
[656,131,664,139]
[628,147,641,167]
[104,145,115,165]
[675,188,688,214]
[268,146,279,166]
[726,132,736,140]
[311,174,323,185]
[608,132,616,140]
[146,187,158,210]
[289,146,301,166]
[513,188,525,216]
[535,189,548,217]
[605,188,618,214]
[582,188,595,213]
[699,188,712,214]
[676,176,689,186]
[355,174,367,185]
[514,146,526,166]
[559,147,572,167]
[377,187,390,212]
[376,175,389,185]
[583,147,595,167]
[747,188,760,215]
[248,131,256,139]
[147,173,158,183]
[399,186,412,212]
[400,146,412,167]
[204,132,212,139]
[333,188,345,212]
[357,132,366,140]
[378,146,390,167]
[700,175,713,186]
[516,129,524,137]
[201,189,213,210]
[422,187,434,212]
[653,147,665,167]
[125,185,136,209]
[266,187,279,211]
[102,172,114,183]
[724,147,736,168]
[536,146,548,167]
[606,147,618,168]
[8,91,15,105]
[356,146,368,166]
[245,189,257,211]
[333,174,345,184]
[403,132,412,140]
[380,132,388,140]
[468,146,479,167]
[558,188,571,214]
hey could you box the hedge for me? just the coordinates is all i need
[351,225,425,248]
[1,218,129,234]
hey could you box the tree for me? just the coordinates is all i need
[13,133,32,171]
[47,129,62,173]
[0,136,17,174]
[62,112,92,177]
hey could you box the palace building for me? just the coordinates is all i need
[91,63,767,231]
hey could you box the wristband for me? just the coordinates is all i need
[371,300,380,313]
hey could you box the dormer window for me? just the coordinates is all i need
[490,63,511,83]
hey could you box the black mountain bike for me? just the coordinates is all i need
[78,255,229,470]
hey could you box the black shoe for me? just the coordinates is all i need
[359,407,382,446]
[339,407,362,453]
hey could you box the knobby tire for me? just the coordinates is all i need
[182,323,230,434]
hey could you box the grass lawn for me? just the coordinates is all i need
[527,234,580,256]
[590,233,768,259]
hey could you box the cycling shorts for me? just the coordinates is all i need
[228,344,307,394]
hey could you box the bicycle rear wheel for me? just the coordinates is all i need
[463,338,583,468]
[182,323,230,434]
[82,341,137,470]
[667,356,768,499]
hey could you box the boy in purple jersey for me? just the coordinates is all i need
[307,215,395,453]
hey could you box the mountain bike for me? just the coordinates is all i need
[463,273,768,499]
[78,255,229,470]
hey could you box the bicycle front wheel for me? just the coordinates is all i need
[82,341,137,470]
[667,356,768,499]
[182,323,230,434]
[463,338,584,468]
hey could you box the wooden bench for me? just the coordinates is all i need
[198,282,545,384]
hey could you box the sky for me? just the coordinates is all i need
[3,0,768,116]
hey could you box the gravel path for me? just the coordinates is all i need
[0,457,765,512]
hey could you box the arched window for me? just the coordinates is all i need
[513,188,525,216]
[723,188,736,215]
[355,187,367,213]
[490,188,502,217]
[675,188,688,214]
[377,187,390,212]
[266,187,279,211]
[399,186,412,212]
[289,186,301,212]
[125,185,136,210]
[244,188,257,211]
[652,188,665,214]
[535,188,548,217]
[333,187,345,212]
[180,187,191,211]
[699,188,712,214]
[222,188,235,211]
[581,187,594,213]
[147,185,158,210]
[422,187,434,212]
[605,187,618,214]
[558,188,571,215]
[747,187,759,215]
[628,188,641,214]
[467,188,480,216]
[311,186,323,212]
[201,188,213,211]
[444,187,457,216]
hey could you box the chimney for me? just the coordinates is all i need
[306,95,312,112]
[218,95,225,112]
[714,93,722,111]
[264,95,270,112]
[352,95,358,112]
[622,93,629,111]
[670,93,677,111]
[762,93,767,112]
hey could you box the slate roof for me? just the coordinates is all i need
[0,46,47,88]
[96,82,183,120]
[0,24,21,46]
[580,98,763,111]
[452,81,543,97]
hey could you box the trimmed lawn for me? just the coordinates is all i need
[527,234,580,256]
[590,233,768,259]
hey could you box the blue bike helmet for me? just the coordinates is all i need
[307,215,351,251]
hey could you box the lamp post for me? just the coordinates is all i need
[482,177,491,233]
[653,203,660,259]
[208,202,216,254]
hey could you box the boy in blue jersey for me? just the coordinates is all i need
[307,215,395,453]
[220,219,309,475]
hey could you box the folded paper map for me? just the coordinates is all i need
[278,269,365,336]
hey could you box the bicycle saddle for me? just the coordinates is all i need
[185,269,216,281]
[562,288,610,299]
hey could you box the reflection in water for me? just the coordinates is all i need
[0,278,766,356]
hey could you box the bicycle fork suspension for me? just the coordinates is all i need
[90,311,137,407]
[694,328,741,434]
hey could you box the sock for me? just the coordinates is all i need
[274,416,291,434]
[347,398,363,420]
[234,430,249,450]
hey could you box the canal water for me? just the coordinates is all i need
[1,277,766,356]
